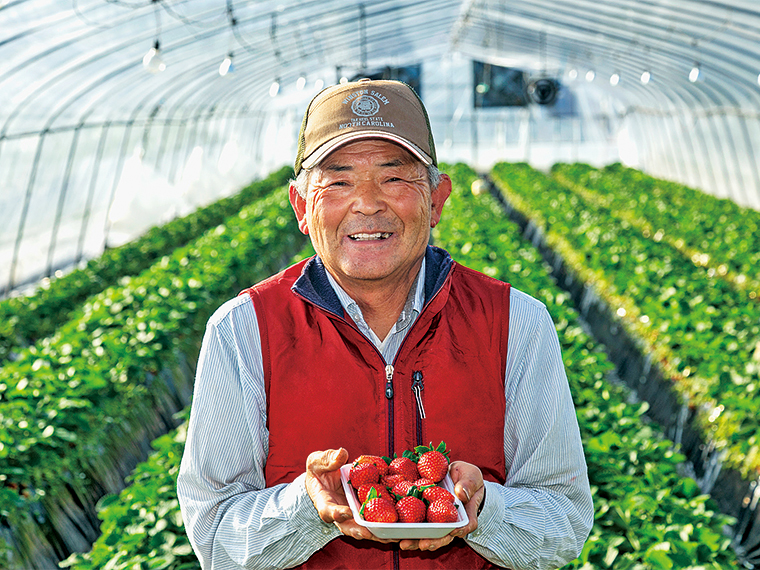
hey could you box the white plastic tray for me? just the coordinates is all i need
[339,464,468,539]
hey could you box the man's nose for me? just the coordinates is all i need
[351,179,386,215]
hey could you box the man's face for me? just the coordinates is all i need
[289,139,451,290]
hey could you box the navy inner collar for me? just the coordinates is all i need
[292,245,453,317]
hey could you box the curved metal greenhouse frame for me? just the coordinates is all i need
[1,1,760,564]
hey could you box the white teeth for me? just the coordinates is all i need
[349,232,391,240]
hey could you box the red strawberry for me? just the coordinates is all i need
[426,499,459,523]
[422,485,455,504]
[361,498,398,523]
[381,473,407,489]
[415,442,450,483]
[413,478,436,489]
[396,496,426,523]
[391,480,415,498]
[357,483,391,504]
[353,455,390,478]
[388,456,418,481]
[349,461,379,490]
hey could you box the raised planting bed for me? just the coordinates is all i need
[491,162,760,479]
[551,162,760,299]
[61,243,319,570]
[489,162,758,567]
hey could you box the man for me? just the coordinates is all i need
[178,78,593,569]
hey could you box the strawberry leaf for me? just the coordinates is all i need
[402,449,418,462]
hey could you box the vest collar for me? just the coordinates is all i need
[292,245,454,317]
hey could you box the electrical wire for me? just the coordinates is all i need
[71,0,118,29]
[160,0,227,29]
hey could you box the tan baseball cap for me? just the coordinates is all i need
[294,78,437,175]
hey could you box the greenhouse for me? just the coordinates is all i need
[1,0,759,568]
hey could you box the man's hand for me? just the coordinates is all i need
[399,461,485,552]
[304,448,396,544]
[305,448,352,524]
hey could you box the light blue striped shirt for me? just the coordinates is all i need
[177,260,593,570]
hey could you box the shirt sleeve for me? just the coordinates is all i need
[464,288,594,570]
[177,295,342,570]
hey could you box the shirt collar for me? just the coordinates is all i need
[325,259,426,340]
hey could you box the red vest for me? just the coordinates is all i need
[244,247,510,569]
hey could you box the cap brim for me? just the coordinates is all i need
[301,131,434,171]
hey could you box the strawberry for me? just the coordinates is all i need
[357,483,392,504]
[391,480,415,498]
[413,478,436,489]
[381,473,407,489]
[426,499,459,523]
[415,441,450,482]
[353,454,390,478]
[361,497,398,523]
[396,495,426,523]
[349,461,379,490]
[422,485,455,504]
[388,456,418,482]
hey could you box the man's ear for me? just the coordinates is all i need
[430,173,452,228]
[288,184,309,235]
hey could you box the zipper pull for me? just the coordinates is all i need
[412,371,426,419]
[385,364,394,399]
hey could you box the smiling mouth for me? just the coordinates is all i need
[348,232,393,241]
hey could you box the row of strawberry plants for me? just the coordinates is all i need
[551,162,760,298]
[491,162,760,480]
[60,411,198,570]
[438,164,736,569]
[0,185,307,565]
[0,166,292,363]
[63,164,737,569]
[60,242,318,570]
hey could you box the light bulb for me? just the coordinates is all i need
[269,80,280,97]
[610,72,620,86]
[219,54,234,77]
[689,65,700,83]
[314,78,324,91]
[641,70,651,84]
[143,41,166,73]
[585,70,595,82]
[296,75,306,90]
[568,69,578,80]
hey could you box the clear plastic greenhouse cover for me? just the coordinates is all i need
[1,0,760,297]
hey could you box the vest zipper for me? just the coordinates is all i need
[384,364,395,461]
[385,364,394,399]
[412,371,425,446]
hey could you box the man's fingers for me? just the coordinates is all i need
[307,448,348,475]
[402,534,456,551]
[322,504,352,524]
[305,448,351,524]
[449,461,482,504]
[456,484,471,502]
[335,519,398,543]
